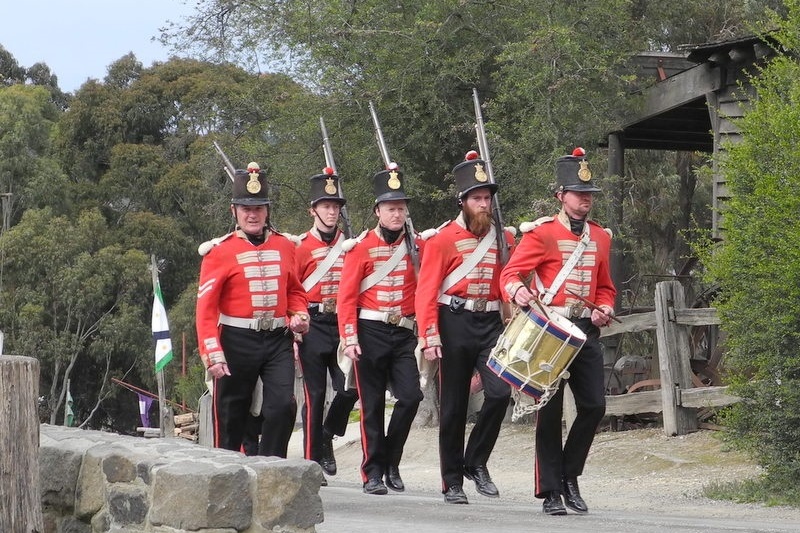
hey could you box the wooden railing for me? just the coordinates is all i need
[598,280,738,436]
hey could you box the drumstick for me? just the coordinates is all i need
[516,272,551,318]
[565,288,622,323]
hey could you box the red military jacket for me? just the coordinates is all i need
[196,229,308,368]
[415,214,517,349]
[294,228,345,305]
[337,227,424,347]
[499,212,616,310]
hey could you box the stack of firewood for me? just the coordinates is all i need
[173,412,199,441]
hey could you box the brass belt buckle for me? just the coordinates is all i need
[568,303,584,318]
[322,298,336,314]
[387,313,401,325]
[473,298,487,312]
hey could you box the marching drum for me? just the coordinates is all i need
[487,306,586,409]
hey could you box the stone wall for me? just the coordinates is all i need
[39,425,324,533]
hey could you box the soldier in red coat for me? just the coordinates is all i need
[196,162,309,457]
[415,151,516,505]
[338,163,424,495]
[294,168,358,482]
[499,148,616,515]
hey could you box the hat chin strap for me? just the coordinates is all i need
[312,209,337,233]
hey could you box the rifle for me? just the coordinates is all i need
[367,101,420,275]
[472,88,510,266]
[212,140,236,182]
[319,116,354,239]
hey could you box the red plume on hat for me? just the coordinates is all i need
[465,150,480,161]
[572,147,586,157]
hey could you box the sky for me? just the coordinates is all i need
[2,0,196,93]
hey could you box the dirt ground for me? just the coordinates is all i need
[300,420,800,523]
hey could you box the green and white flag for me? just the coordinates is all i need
[152,277,174,373]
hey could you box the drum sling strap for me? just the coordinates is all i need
[301,233,344,292]
[535,223,590,305]
[438,225,496,295]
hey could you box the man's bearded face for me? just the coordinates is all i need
[462,189,493,236]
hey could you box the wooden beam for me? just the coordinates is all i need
[679,386,740,408]
[655,281,699,436]
[674,308,721,326]
[600,311,657,337]
[605,390,663,416]
[634,63,724,123]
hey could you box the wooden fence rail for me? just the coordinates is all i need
[597,280,737,436]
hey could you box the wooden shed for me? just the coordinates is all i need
[606,35,778,240]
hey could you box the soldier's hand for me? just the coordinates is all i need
[513,286,538,308]
[289,313,310,334]
[423,346,441,361]
[591,305,614,327]
[208,362,231,379]
[344,344,361,362]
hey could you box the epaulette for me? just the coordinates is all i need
[420,220,450,240]
[280,232,303,246]
[198,232,234,256]
[504,226,518,237]
[342,229,368,252]
[586,220,613,239]
[519,216,555,233]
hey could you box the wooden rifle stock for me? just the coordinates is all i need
[368,101,420,275]
[319,116,354,239]
[472,88,510,265]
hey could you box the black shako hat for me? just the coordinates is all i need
[309,166,346,206]
[231,162,270,205]
[555,147,601,196]
[452,150,498,199]
[372,162,410,206]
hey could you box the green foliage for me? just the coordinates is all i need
[701,0,800,490]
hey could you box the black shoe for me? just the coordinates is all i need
[363,477,388,495]
[562,477,588,514]
[320,476,328,487]
[542,491,567,515]
[320,437,337,476]
[443,485,469,504]
[464,465,499,498]
[385,466,405,492]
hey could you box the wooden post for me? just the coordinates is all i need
[0,355,44,532]
[654,281,698,435]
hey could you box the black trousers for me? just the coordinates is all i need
[213,325,297,457]
[353,319,423,483]
[534,318,606,498]
[437,307,511,492]
[298,311,358,463]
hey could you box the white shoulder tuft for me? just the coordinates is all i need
[504,226,517,237]
[520,216,554,233]
[342,230,368,252]
[280,232,303,245]
[198,233,232,256]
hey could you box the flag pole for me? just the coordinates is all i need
[150,254,168,438]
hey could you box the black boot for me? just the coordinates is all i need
[320,434,337,476]
[562,477,588,514]
[542,491,567,515]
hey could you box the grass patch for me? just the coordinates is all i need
[704,477,800,507]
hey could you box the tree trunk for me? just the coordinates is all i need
[0,355,44,532]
